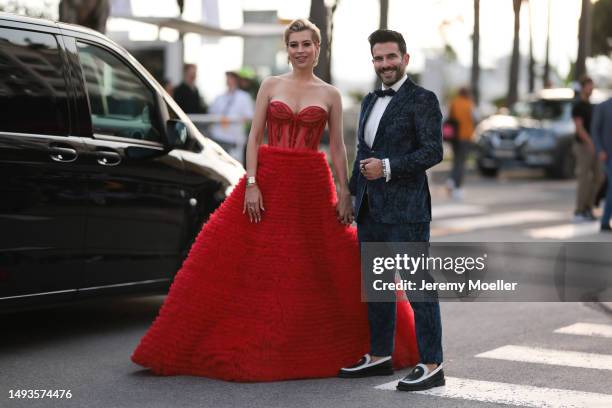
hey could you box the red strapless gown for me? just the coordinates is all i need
[131,100,420,381]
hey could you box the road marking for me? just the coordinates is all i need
[526,222,600,239]
[432,203,486,219]
[433,210,566,233]
[476,345,612,370]
[375,376,612,408]
[554,323,612,339]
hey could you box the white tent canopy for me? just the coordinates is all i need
[120,16,284,38]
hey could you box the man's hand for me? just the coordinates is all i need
[587,140,596,156]
[336,192,354,225]
[360,158,384,180]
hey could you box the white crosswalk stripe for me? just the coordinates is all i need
[431,203,486,219]
[554,322,612,339]
[432,210,567,234]
[430,205,607,239]
[374,322,612,406]
[476,345,612,370]
[375,376,612,408]
[525,222,600,239]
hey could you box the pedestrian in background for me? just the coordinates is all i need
[173,63,208,114]
[572,76,604,222]
[208,71,254,164]
[447,87,475,200]
[161,78,173,97]
[592,96,612,232]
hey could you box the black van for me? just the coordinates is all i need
[0,13,244,310]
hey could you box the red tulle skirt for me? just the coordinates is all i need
[131,145,419,381]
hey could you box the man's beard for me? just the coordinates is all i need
[377,65,404,86]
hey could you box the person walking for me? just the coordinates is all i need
[592,96,612,232]
[572,76,604,222]
[447,87,475,200]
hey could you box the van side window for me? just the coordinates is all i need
[0,27,69,135]
[76,42,162,142]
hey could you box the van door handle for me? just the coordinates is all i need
[96,151,121,166]
[49,146,78,163]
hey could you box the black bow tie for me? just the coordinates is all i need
[374,88,396,97]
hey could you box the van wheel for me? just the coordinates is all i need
[478,165,498,178]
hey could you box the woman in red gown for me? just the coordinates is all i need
[131,19,419,382]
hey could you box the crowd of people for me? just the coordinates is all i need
[442,77,612,233]
[162,60,612,233]
[163,64,256,165]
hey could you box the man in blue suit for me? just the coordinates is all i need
[338,30,444,392]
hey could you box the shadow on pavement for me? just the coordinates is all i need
[0,295,166,351]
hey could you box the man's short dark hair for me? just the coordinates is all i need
[579,75,593,87]
[368,29,407,55]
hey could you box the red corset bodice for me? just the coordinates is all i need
[266,100,328,150]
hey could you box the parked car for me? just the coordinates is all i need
[475,88,610,179]
[0,13,244,311]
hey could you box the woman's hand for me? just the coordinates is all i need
[336,191,354,225]
[243,184,264,223]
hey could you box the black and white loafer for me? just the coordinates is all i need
[396,363,445,391]
[338,354,394,378]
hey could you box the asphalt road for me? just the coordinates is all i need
[2,168,611,408]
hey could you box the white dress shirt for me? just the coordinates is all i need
[363,74,408,181]
[209,89,254,162]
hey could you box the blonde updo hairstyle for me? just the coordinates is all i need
[284,18,321,67]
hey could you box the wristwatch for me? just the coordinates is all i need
[247,176,257,187]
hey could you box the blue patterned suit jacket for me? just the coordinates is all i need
[349,77,443,224]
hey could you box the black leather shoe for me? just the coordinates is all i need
[601,224,612,232]
[338,354,393,378]
[396,363,445,391]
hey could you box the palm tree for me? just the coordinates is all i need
[543,0,551,87]
[507,0,522,107]
[471,0,480,105]
[575,0,592,80]
[309,0,340,84]
[379,0,389,30]
[590,0,612,57]
[374,0,390,89]
[528,0,535,93]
